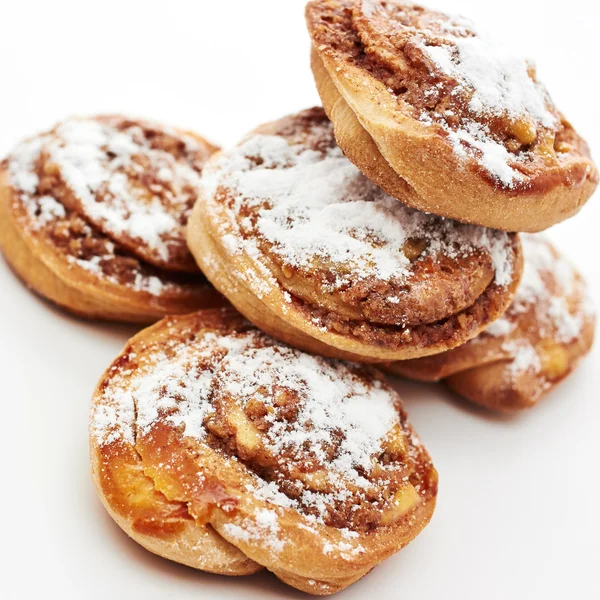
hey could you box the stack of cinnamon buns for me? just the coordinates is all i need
[0,1,596,595]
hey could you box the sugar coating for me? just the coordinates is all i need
[222,509,285,553]
[216,344,397,486]
[36,195,67,225]
[91,324,419,550]
[486,235,588,341]
[91,332,253,447]
[482,235,594,380]
[202,118,515,295]
[47,118,203,261]
[505,341,542,379]
[419,17,554,124]
[70,253,166,296]
[361,1,557,187]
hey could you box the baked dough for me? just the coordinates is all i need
[188,107,523,362]
[386,235,596,410]
[307,0,598,232]
[0,116,225,322]
[90,309,438,595]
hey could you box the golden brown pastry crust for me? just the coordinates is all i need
[386,236,596,410]
[0,117,226,323]
[90,432,260,576]
[90,309,438,595]
[188,107,523,362]
[307,1,598,232]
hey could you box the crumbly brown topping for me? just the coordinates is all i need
[307,0,596,188]
[201,107,520,344]
[93,317,436,532]
[6,117,216,295]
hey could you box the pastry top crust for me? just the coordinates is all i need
[91,310,437,559]
[307,0,597,194]
[2,116,219,301]
[201,107,521,330]
[2,166,207,299]
[388,235,596,386]
[7,116,218,273]
[2,171,207,304]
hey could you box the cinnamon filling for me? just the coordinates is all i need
[93,319,437,535]
[307,1,596,187]
[6,116,217,295]
[204,106,520,345]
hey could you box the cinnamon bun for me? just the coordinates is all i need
[90,309,437,594]
[187,107,523,362]
[307,0,598,232]
[0,116,225,323]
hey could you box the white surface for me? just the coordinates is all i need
[1,1,598,598]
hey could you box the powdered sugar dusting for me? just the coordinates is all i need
[444,123,524,187]
[47,118,202,261]
[92,322,423,542]
[215,344,398,486]
[481,235,594,380]
[485,316,515,338]
[361,1,557,187]
[7,138,69,231]
[92,331,259,446]
[36,195,67,225]
[420,24,554,126]
[69,252,168,296]
[547,297,585,343]
[505,341,542,379]
[9,142,42,192]
[91,358,137,446]
[222,509,285,553]
[202,119,515,290]
[488,235,588,343]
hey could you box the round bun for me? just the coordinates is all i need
[188,107,523,362]
[90,308,438,595]
[307,0,598,232]
[0,116,226,323]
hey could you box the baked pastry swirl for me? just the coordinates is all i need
[386,235,596,410]
[90,309,438,595]
[0,116,225,322]
[307,0,598,232]
[188,107,523,362]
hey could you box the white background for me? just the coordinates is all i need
[1,1,598,598]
